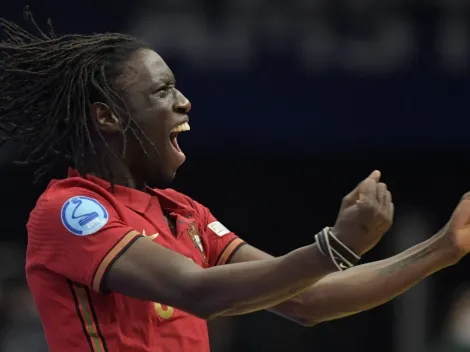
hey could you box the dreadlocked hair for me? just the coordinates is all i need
[0,6,150,182]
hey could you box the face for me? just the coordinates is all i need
[93,49,191,186]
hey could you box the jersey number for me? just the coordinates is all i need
[154,303,174,319]
[153,256,196,319]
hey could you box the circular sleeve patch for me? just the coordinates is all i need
[60,196,109,236]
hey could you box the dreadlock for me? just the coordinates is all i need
[0,6,149,182]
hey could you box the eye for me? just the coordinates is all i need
[153,84,175,98]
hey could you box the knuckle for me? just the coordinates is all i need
[371,199,381,209]
[377,183,387,194]
[360,200,378,213]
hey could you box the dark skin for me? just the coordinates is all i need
[92,48,468,323]
[90,49,190,189]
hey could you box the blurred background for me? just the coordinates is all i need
[1,0,470,351]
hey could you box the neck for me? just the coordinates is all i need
[79,151,145,190]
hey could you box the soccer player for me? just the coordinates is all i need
[1,11,470,352]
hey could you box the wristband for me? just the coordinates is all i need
[314,227,361,271]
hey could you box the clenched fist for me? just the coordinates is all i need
[332,171,394,256]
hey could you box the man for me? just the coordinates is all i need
[1,10,470,352]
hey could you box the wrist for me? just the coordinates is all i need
[330,226,364,257]
[314,227,361,271]
[428,231,462,267]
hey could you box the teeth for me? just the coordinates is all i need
[170,122,190,133]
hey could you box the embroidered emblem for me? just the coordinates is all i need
[187,222,207,263]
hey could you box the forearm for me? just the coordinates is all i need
[192,243,336,319]
[108,238,336,320]
[269,232,456,325]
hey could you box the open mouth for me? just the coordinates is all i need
[169,121,190,161]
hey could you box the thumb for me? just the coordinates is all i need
[368,170,381,182]
[357,170,381,202]
[343,170,381,206]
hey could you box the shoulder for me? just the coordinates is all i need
[38,177,115,207]
[29,177,118,234]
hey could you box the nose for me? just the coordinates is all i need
[173,90,191,114]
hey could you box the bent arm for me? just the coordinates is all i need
[105,237,336,320]
[226,232,457,325]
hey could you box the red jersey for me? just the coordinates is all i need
[26,169,245,352]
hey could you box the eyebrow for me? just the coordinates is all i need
[159,70,176,82]
[153,74,175,85]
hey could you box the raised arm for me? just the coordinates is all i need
[105,236,335,319]
[225,233,455,324]
[105,171,392,319]
[30,172,391,321]
[223,194,470,326]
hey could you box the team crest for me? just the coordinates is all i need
[187,222,207,263]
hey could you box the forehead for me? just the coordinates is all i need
[124,49,174,86]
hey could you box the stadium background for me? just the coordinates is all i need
[0,1,470,351]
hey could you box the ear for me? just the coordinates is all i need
[90,102,120,133]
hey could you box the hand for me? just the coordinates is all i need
[440,193,470,262]
[332,170,394,256]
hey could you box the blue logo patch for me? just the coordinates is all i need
[61,196,109,236]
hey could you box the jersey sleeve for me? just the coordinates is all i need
[27,187,142,293]
[194,203,246,267]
